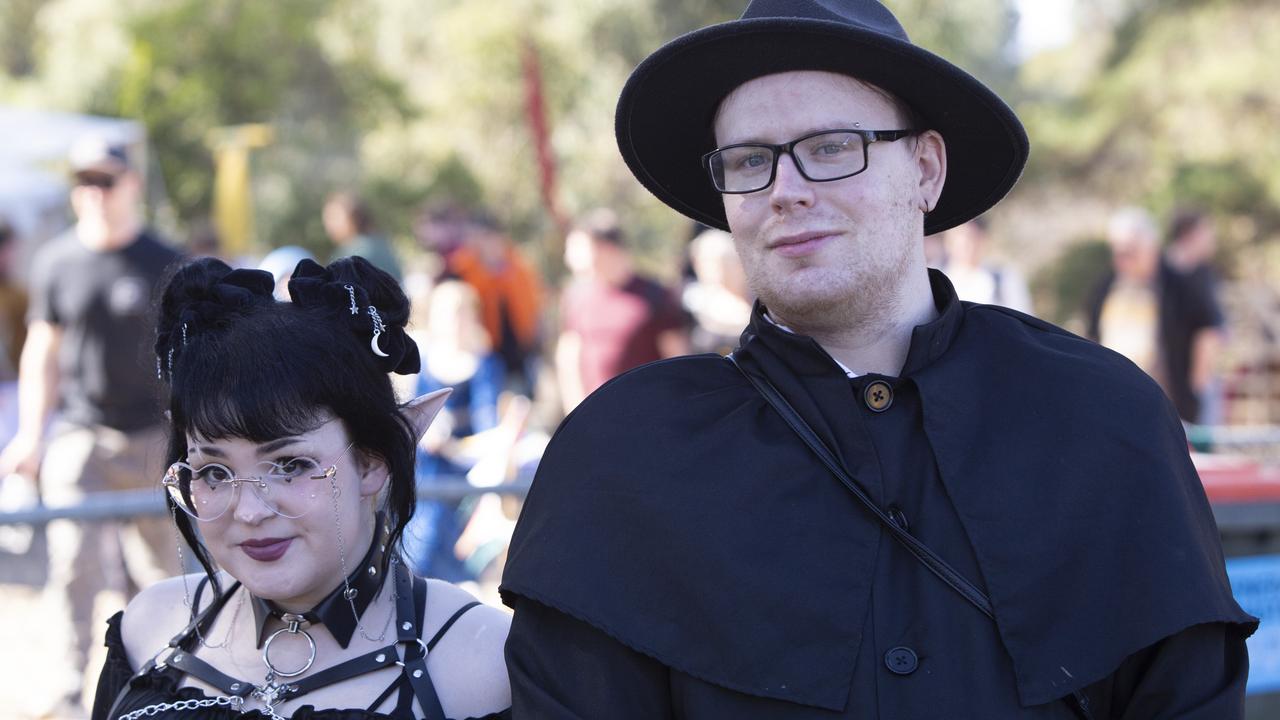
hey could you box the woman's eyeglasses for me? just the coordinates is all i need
[162,444,354,522]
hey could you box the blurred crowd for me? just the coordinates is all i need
[0,133,1271,718]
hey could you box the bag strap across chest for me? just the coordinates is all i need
[726,354,1096,720]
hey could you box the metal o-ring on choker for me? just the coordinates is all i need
[262,613,317,678]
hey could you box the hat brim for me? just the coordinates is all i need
[616,18,1029,236]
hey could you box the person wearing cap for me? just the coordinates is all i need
[499,1,1255,717]
[0,137,181,714]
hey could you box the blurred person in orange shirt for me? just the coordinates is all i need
[444,210,544,397]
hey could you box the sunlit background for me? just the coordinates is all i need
[2,1,1279,717]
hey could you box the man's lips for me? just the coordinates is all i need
[240,537,292,562]
[767,231,837,257]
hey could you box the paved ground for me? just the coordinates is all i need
[1,527,105,720]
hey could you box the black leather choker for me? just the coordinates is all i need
[249,519,391,649]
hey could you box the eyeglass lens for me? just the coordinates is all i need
[708,131,868,193]
[164,457,332,521]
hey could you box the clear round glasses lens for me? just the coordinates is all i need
[162,458,334,522]
[708,131,868,193]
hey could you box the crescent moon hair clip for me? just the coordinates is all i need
[367,305,390,358]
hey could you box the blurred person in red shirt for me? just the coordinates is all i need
[556,208,689,414]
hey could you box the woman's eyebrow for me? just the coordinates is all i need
[188,436,304,459]
[256,436,304,454]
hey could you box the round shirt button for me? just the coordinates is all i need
[884,646,919,675]
[864,380,893,412]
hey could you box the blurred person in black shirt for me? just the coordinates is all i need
[0,137,181,715]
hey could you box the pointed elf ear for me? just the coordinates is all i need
[402,388,453,443]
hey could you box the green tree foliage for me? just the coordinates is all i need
[89,0,411,255]
[889,0,1019,96]
[1021,0,1280,248]
[0,0,1024,271]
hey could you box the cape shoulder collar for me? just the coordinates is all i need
[742,269,964,380]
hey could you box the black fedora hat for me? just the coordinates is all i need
[615,0,1029,236]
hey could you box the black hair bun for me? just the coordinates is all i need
[155,258,276,381]
[287,257,421,375]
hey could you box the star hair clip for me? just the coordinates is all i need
[343,284,359,316]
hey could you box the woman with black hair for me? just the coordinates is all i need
[92,257,512,719]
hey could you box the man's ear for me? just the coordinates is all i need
[915,129,947,214]
[402,388,453,445]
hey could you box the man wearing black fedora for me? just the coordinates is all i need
[501,1,1256,717]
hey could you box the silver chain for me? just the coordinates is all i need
[117,695,263,719]
[170,507,243,651]
[328,472,396,643]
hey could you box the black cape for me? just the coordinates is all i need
[502,272,1255,711]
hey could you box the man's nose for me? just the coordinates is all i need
[769,152,815,212]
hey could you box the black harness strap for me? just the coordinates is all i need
[397,574,448,720]
[284,645,401,696]
[165,650,256,699]
[106,579,247,719]
[111,564,479,719]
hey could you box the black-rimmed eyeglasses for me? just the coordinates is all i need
[702,129,917,194]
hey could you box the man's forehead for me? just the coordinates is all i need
[713,70,903,140]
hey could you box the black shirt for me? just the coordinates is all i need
[1084,259,1225,423]
[28,229,180,430]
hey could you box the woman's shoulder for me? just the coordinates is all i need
[421,579,512,719]
[120,573,226,670]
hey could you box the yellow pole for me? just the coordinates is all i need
[208,124,273,257]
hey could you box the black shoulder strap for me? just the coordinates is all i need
[398,570,448,720]
[726,354,1096,720]
[427,601,481,651]
[105,580,247,719]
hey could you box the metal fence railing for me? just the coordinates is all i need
[0,475,532,527]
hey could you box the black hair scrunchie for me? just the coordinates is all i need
[286,259,421,375]
[155,265,276,380]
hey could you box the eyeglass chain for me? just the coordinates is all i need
[171,506,244,650]
[329,470,397,643]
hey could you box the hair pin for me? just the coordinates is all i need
[344,284,359,316]
[367,306,389,358]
